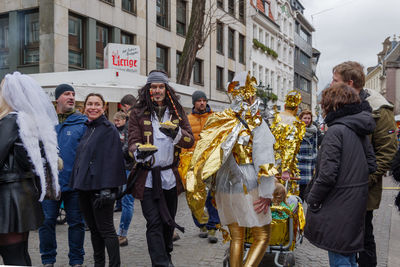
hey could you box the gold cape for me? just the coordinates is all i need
[186,109,240,224]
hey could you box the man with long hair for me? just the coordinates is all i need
[127,70,194,267]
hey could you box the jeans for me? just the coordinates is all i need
[193,191,220,230]
[39,191,85,266]
[118,193,135,237]
[328,251,357,267]
[79,191,120,267]
[118,171,135,237]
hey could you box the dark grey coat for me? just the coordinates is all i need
[305,105,377,254]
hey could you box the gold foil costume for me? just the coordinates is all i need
[270,91,306,195]
[186,72,277,266]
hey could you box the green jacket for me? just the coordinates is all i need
[364,88,398,210]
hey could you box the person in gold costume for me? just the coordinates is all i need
[270,91,306,195]
[186,72,277,267]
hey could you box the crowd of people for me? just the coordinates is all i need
[0,60,398,267]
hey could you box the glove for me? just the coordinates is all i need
[159,127,179,139]
[94,189,116,209]
[136,149,157,160]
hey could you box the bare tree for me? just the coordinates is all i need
[176,1,237,85]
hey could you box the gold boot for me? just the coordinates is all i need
[228,223,245,267]
[244,224,271,267]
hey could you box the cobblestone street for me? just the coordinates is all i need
[1,176,396,266]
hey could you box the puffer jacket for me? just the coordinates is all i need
[305,103,377,253]
[182,105,212,153]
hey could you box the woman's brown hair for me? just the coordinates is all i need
[299,110,313,122]
[84,93,106,108]
[320,83,360,116]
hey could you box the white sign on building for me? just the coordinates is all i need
[104,43,140,73]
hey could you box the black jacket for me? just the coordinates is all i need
[305,104,377,254]
[69,115,126,191]
[0,113,33,182]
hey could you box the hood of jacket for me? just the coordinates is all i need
[325,103,376,136]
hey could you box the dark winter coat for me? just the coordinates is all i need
[56,112,87,192]
[360,89,398,210]
[305,104,377,254]
[69,115,126,191]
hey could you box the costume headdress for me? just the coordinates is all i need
[285,90,302,108]
[227,71,257,100]
[1,72,60,201]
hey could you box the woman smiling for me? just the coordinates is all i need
[70,93,126,267]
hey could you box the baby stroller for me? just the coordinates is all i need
[56,201,67,225]
[223,190,305,267]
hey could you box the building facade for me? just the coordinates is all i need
[366,36,400,115]
[0,0,251,106]
[289,0,315,111]
[249,0,295,110]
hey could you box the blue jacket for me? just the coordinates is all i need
[56,113,87,192]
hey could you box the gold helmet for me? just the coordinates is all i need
[285,90,302,108]
[227,71,257,100]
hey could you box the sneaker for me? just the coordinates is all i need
[172,231,181,242]
[198,226,208,238]
[119,236,128,247]
[208,229,218,243]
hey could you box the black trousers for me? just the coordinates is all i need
[0,240,31,266]
[141,187,178,267]
[79,191,120,267]
[358,210,377,267]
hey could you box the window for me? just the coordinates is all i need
[289,22,292,36]
[253,24,257,39]
[0,17,9,67]
[270,71,275,90]
[176,51,181,79]
[193,58,203,84]
[121,31,134,44]
[238,34,245,64]
[216,66,224,90]
[258,66,263,84]
[300,27,311,44]
[122,0,136,14]
[96,24,110,69]
[101,0,114,4]
[263,0,270,15]
[176,0,186,36]
[300,51,310,66]
[300,76,311,92]
[216,22,224,54]
[22,11,39,65]
[228,70,235,82]
[156,44,169,73]
[228,28,235,59]
[68,15,84,68]
[217,0,223,9]
[157,0,168,28]
[283,46,287,62]
[270,36,274,50]
[264,69,269,86]
[239,0,245,22]
[264,32,269,47]
[228,0,235,16]
[252,62,257,78]
[258,28,263,43]
[289,48,293,65]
